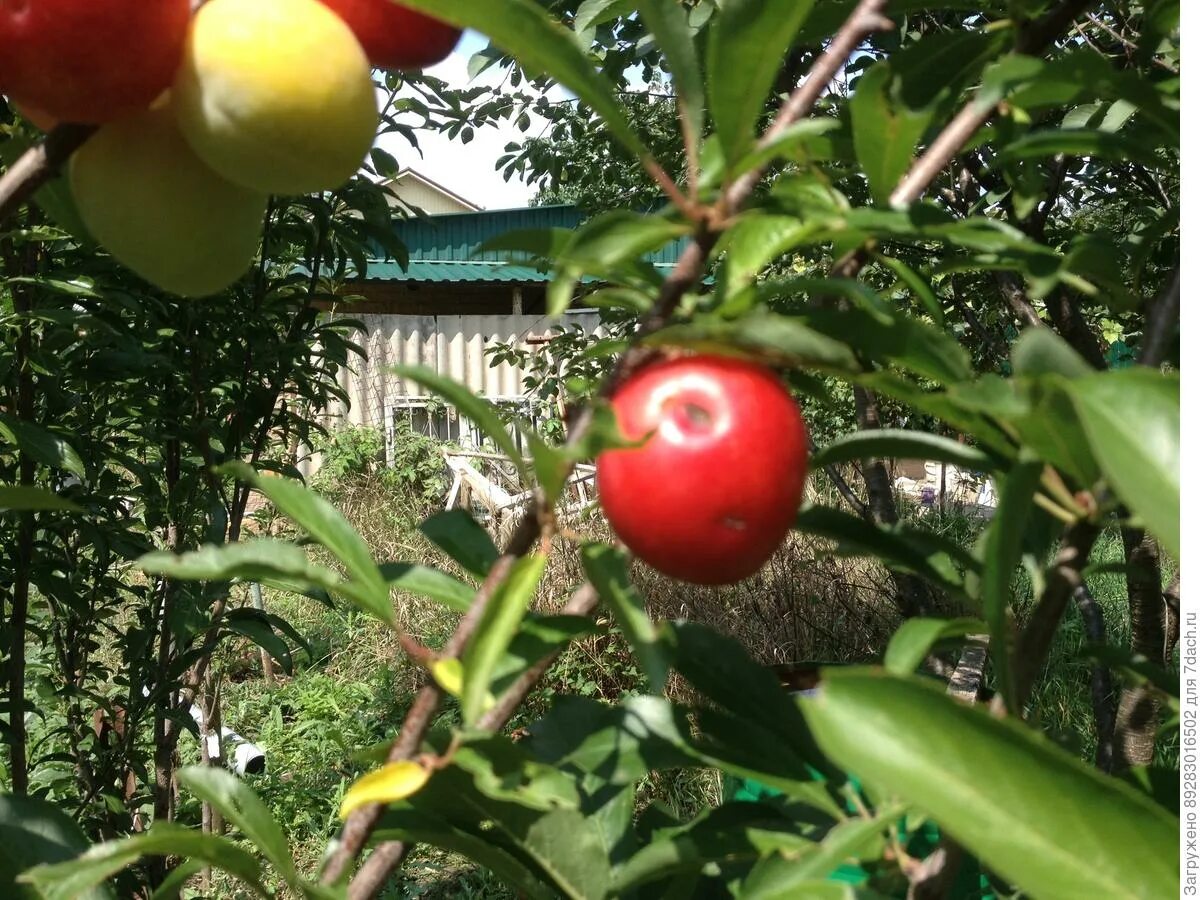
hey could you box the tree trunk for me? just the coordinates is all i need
[1113,529,1165,769]
[853,385,930,617]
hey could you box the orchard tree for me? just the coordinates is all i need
[0,1,1182,900]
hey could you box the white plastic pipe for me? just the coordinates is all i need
[187,703,267,776]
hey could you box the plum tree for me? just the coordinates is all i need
[71,104,268,297]
[0,0,190,124]
[172,0,378,196]
[597,354,809,585]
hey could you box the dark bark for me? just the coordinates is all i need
[1113,529,1165,769]
[853,385,930,617]
[1072,585,1117,772]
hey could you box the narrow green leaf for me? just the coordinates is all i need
[800,669,1179,900]
[998,128,1166,168]
[580,543,668,692]
[0,487,82,513]
[884,617,987,675]
[640,0,705,148]
[220,464,392,624]
[21,823,268,900]
[461,553,547,723]
[811,430,996,472]
[980,456,1042,711]
[392,365,524,468]
[224,611,294,675]
[794,505,966,593]
[373,807,558,900]
[396,0,648,163]
[176,767,296,885]
[851,64,933,205]
[0,414,86,478]
[138,540,340,590]
[419,510,500,581]
[707,0,816,165]
[378,562,476,612]
[0,795,109,900]
[740,807,904,896]
[876,254,944,326]
[1067,370,1179,558]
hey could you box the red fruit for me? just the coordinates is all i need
[0,0,191,124]
[317,0,462,70]
[596,355,809,586]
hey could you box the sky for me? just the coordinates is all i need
[371,31,542,210]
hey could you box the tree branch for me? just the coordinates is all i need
[0,124,95,228]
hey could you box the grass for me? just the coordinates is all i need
[203,447,1175,895]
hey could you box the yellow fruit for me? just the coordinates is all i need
[70,103,267,297]
[172,0,378,196]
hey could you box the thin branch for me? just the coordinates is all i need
[0,124,96,228]
[890,0,1097,207]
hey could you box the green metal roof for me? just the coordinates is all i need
[364,204,689,283]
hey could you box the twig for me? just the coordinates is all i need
[889,0,1097,207]
[0,124,96,228]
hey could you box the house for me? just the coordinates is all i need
[314,180,690,466]
[380,168,481,216]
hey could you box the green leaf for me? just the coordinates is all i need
[800,669,1179,900]
[884,617,987,675]
[610,802,816,892]
[224,609,294,675]
[794,505,967,593]
[219,464,392,624]
[374,807,558,900]
[396,0,648,163]
[979,456,1042,711]
[640,0,705,149]
[998,128,1167,168]
[670,623,829,771]
[851,63,933,205]
[875,253,944,326]
[0,414,86,478]
[707,0,816,165]
[1066,370,1179,558]
[461,553,547,724]
[392,365,524,468]
[176,766,296,885]
[1011,327,1095,379]
[378,562,476,612]
[419,509,500,581]
[21,823,268,900]
[0,794,110,900]
[580,543,668,692]
[643,311,860,374]
[811,430,996,472]
[0,487,82,513]
[138,540,339,590]
[740,807,904,896]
